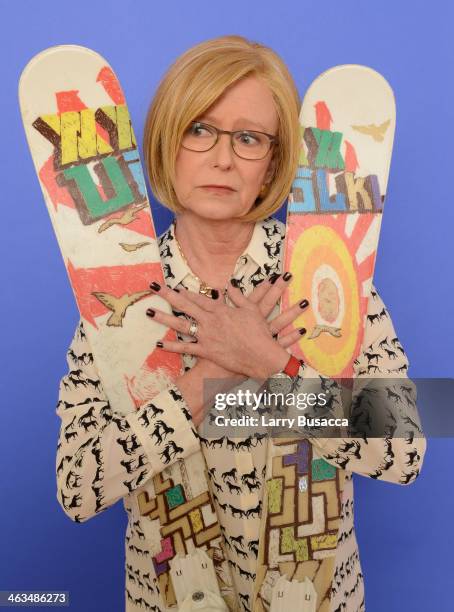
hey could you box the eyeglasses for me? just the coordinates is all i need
[181,121,278,160]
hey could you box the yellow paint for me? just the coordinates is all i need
[267,478,283,514]
[343,173,373,211]
[78,109,97,159]
[60,111,79,165]
[310,533,338,551]
[289,225,360,375]
[116,104,137,149]
[189,509,203,533]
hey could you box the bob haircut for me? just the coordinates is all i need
[143,35,301,223]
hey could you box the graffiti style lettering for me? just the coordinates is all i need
[32,104,136,167]
[290,125,382,214]
[316,169,347,212]
[335,172,382,212]
[59,156,144,224]
[304,127,345,172]
[290,168,316,212]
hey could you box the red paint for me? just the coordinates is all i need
[314,101,333,131]
[96,66,125,105]
[39,154,76,212]
[67,260,162,328]
[344,140,359,173]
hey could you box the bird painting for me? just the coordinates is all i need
[351,119,391,142]
[92,290,152,326]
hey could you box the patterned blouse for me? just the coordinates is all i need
[55,215,426,612]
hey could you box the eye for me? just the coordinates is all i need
[188,122,211,136]
[236,131,261,145]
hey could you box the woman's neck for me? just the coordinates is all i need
[174,211,255,287]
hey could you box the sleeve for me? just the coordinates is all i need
[55,319,201,523]
[291,283,427,486]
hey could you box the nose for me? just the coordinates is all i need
[210,132,235,169]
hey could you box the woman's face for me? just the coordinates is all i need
[173,75,279,221]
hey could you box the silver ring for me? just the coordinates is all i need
[188,320,198,338]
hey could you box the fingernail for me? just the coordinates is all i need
[272,332,278,339]
[150,282,161,291]
[230,278,239,288]
[299,327,307,335]
[192,339,198,343]
[211,289,219,299]
[269,273,281,285]
[299,299,309,309]
[146,309,155,317]
[156,341,163,348]
[283,272,292,281]
[174,288,180,293]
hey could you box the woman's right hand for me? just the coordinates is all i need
[173,272,309,425]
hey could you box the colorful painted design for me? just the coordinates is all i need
[19,46,182,411]
[137,467,229,607]
[253,65,395,612]
[254,438,345,610]
[282,67,395,379]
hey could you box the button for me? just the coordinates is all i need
[192,591,205,602]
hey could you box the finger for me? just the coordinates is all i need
[178,285,220,311]
[226,282,256,310]
[146,307,196,335]
[155,338,203,357]
[257,272,294,318]
[247,276,273,305]
[268,297,310,333]
[276,327,307,349]
[149,282,206,319]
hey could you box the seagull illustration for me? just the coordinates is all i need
[92,290,152,327]
[119,241,151,252]
[98,203,147,233]
[308,324,342,339]
[351,119,391,142]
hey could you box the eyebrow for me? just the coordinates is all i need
[197,114,270,132]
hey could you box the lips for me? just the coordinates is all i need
[200,185,235,191]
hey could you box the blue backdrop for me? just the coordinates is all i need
[1,1,452,611]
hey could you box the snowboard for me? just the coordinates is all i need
[252,65,396,611]
[19,45,182,415]
[282,64,395,379]
[19,45,238,610]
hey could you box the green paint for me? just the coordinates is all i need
[312,458,337,481]
[165,485,185,509]
[62,156,135,220]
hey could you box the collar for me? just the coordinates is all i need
[158,216,285,289]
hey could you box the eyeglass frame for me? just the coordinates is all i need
[180,120,279,160]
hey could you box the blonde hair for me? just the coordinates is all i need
[143,35,301,223]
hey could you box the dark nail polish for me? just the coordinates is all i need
[230,278,239,288]
[156,341,163,348]
[150,281,161,291]
[211,289,219,299]
[283,272,292,281]
[299,327,307,335]
[269,273,281,285]
[146,309,155,317]
[299,299,309,309]
[272,332,278,339]
[174,288,180,293]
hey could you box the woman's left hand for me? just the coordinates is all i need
[146,281,302,380]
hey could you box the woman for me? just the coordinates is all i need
[56,36,426,612]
